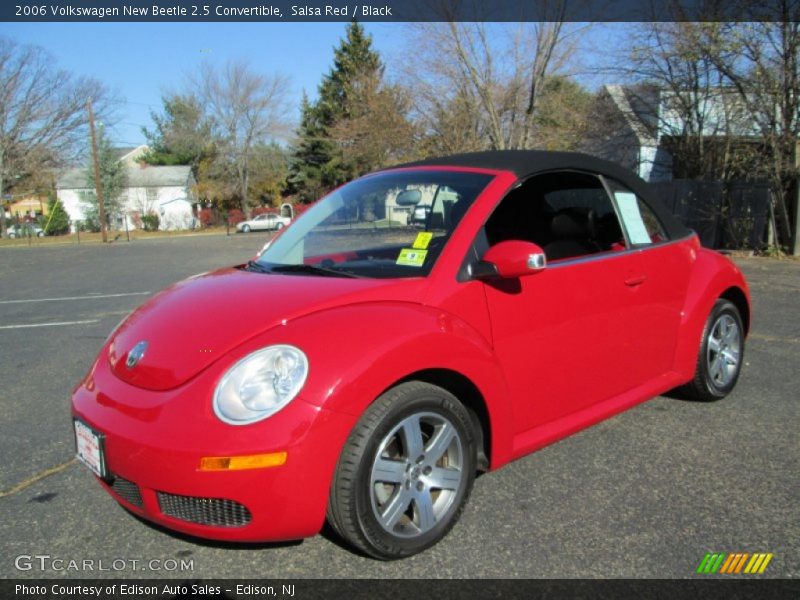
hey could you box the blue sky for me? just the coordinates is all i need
[0,22,626,148]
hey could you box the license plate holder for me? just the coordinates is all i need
[74,419,107,479]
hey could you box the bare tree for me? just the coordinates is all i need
[696,3,800,252]
[0,36,116,236]
[329,71,418,175]
[191,61,291,218]
[401,5,580,152]
[609,22,755,181]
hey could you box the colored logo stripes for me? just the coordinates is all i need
[696,552,773,574]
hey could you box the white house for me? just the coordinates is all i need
[56,146,197,231]
[585,84,766,182]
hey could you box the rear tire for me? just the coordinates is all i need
[681,299,745,401]
[328,382,476,560]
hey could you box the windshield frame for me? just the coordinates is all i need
[256,168,496,280]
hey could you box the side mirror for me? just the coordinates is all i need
[395,189,422,206]
[472,240,547,280]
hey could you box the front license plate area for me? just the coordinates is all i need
[74,419,107,479]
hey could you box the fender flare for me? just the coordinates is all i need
[285,302,516,468]
[674,249,751,379]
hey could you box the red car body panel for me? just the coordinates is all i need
[71,161,750,543]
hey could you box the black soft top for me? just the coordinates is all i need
[393,150,692,240]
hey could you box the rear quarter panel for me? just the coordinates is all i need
[673,241,751,381]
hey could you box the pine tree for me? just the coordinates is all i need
[288,22,384,200]
[142,94,213,173]
[43,192,70,235]
[83,125,127,231]
[286,93,334,203]
[317,22,383,127]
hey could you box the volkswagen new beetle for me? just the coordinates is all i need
[71,151,750,559]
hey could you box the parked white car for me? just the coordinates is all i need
[236,213,291,233]
[7,224,45,238]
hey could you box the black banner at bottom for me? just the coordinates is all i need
[3,579,800,600]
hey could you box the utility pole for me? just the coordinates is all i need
[793,140,800,256]
[87,98,107,243]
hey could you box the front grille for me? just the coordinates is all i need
[157,492,252,527]
[110,476,143,507]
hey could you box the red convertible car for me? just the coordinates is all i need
[72,151,749,559]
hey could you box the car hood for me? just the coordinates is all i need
[108,267,425,391]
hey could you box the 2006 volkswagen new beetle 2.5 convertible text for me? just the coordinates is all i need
[71,151,750,559]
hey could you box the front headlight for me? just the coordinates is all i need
[213,345,309,425]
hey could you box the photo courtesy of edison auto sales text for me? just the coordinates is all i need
[14,584,295,596]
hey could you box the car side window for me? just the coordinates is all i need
[484,171,627,261]
[605,181,668,245]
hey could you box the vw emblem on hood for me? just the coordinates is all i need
[126,340,148,370]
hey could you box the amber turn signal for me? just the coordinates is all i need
[199,452,287,471]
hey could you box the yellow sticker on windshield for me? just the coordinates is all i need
[413,231,433,250]
[397,248,428,267]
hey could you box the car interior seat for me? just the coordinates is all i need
[543,207,601,260]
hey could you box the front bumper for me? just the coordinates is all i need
[71,356,357,542]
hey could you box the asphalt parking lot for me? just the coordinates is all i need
[0,235,797,579]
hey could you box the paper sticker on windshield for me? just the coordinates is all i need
[397,248,428,267]
[413,232,433,250]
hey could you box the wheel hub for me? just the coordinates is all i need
[369,412,464,538]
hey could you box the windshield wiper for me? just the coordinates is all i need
[267,263,362,278]
[244,260,271,273]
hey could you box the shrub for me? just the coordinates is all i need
[226,209,244,225]
[198,208,217,227]
[141,213,160,231]
[252,206,278,217]
[44,196,71,235]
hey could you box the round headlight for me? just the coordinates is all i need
[213,345,308,425]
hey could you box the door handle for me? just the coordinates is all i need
[625,275,646,287]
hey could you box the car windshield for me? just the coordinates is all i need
[257,170,494,278]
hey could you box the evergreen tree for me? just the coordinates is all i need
[287,93,333,203]
[141,94,213,173]
[43,192,70,235]
[288,22,384,200]
[317,22,383,127]
[83,125,127,231]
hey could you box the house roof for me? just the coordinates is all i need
[57,165,193,189]
[111,147,141,161]
[604,84,658,146]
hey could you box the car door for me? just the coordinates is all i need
[480,171,671,434]
[603,178,692,375]
[252,215,267,231]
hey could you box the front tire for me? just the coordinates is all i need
[328,382,476,559]
[682,299,745,401]
[241,224,251,233]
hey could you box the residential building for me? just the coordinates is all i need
[56,146,197,231]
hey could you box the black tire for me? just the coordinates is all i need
[681,299,745,401]
[242,224,250,233]
[328,381,477,560]
[276,222,284,230]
